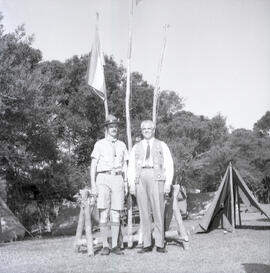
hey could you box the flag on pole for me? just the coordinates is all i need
[135,0,143,5]
[86,14,106,100]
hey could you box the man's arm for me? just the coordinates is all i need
[90,158,98,195]
[162,142,174,194]
[122,160,128,195]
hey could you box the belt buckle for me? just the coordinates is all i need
[111,170,116,175]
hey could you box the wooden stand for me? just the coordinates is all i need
[75,185,189,253]
[171,185,189,249]
[127,195,133,248]
[74,189,95,257]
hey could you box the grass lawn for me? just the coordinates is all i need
[0,206,269,273]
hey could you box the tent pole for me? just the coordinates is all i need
[235,185,238,226]
[0,217,2,242]
[236,185,242,226]
[229,162,235,232]
[233,181,237,226]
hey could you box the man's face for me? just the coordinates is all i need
[107,123,118,138]
[141,122,155,140]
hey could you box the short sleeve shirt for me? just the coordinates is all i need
[91,138,128,172]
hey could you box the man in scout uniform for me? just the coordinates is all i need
[90,114,128,255]
[128,120,174,253]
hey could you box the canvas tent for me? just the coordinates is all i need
[51,200,99,236]
[0,196,26,242]
[187,191,216,219]
[195,163,269,233]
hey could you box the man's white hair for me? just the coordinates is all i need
[140,120,155,129]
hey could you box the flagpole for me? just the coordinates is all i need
[95,13,109,118]
[126,0,134,249]
[152,24,169,126]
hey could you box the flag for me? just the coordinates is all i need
[135,0,143,5]
[86,17,106,100]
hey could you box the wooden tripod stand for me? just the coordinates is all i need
[74,189,96,257]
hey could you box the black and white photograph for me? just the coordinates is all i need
[0,0,269,272]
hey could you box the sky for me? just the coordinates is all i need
[1,0,270,130]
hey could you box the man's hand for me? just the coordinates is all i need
[129,184,136,195]
[124,182,129,196]
[164,183,171,195]
[91,185,98,196]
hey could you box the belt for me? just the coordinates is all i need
[98,170,123,176]
[142,166,154,169]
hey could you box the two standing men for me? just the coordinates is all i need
[90,116,174,255]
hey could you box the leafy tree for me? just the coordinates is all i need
[253,111,270,136]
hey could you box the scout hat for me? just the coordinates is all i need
[103,114,120,127]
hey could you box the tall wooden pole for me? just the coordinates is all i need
[153,24,169,126]
[229,162,235,232]
[126,0,134,248]
[95,13,109,118]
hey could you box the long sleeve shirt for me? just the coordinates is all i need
[127,138,174,188]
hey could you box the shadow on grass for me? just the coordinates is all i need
[165,238,186,250]
[77,244,103,256]
[256,218,270,222]
[242,263,270,273]
[236,225,270,230]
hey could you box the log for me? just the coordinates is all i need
[74,200,85,252]
[172,185,189,249]
[74,189,95,256]
[84,197,94,256]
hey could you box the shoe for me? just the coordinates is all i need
[156,246,167,253]
[137,246,152,254]
[100,247,110,255]
[178,236,189,242]
[111,247,124,255]
[136,243,143,249]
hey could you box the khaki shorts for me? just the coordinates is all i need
[96,173,125,211]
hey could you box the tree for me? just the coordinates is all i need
[253,111,270,136]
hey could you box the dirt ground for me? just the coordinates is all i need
[0,206,269,273]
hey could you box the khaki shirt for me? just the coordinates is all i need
[91,137,128,173]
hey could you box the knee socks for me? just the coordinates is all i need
[111,222,120,249]
[100,223,109,248]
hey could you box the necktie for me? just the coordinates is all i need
[145,141,150,161]
[112,141,117,157]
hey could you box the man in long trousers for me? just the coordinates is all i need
[128,120,174,253]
